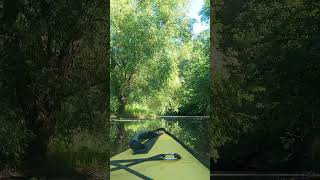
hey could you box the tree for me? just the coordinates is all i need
[178,30,210,115]
[211,0,320,170]
[110,0,193,116]
[1,0,109,169]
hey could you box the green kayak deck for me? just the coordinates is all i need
[110,130,209,180]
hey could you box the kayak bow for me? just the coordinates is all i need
[110,128,209,180]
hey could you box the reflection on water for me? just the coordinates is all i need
[110,118,209,161]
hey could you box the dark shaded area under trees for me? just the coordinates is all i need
[1,0,109,178]
[210,0,320,172]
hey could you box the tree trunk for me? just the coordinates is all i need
[24,126,51,168]
[4,0,53,169]
[113,123,126,155]
[117,95,127,116]
[12,37,55,169]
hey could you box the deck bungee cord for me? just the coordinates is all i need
[111,129,182,179]
[111,161,153,180]
[111,153,181,171]
[111,153,181,180]
[110,128,210,180]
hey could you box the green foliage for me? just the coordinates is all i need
[0,109,30,168]
[177,30,210,115]
[125,103,156,118]
[211,0,320,171]
[48,130,108,168]
[110,0,210,116]
[200,0,210,23]
[110,0,196,116]
[1,0,109,171]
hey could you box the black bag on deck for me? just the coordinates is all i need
[129,130,162,154]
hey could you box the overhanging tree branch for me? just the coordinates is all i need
[62,78,108,100]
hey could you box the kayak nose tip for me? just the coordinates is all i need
[173,153,181,160]
[162,153,181,160]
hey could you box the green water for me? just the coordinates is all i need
[110,118,209,161]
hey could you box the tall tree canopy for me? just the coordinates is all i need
[178,30,210,115]
[110,0,195,116]
[211,0,320,171]
[1,0,109,170]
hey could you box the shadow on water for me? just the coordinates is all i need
[110,118,209,161]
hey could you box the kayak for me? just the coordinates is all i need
[110,128,210,180]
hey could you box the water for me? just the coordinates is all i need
[110,118,209,161]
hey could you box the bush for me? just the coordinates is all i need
[0,109,30,169]
[125,104,156,118]
[48,130,108,169]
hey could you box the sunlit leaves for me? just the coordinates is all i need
[111,0,193,115]
[178,30,210,115]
